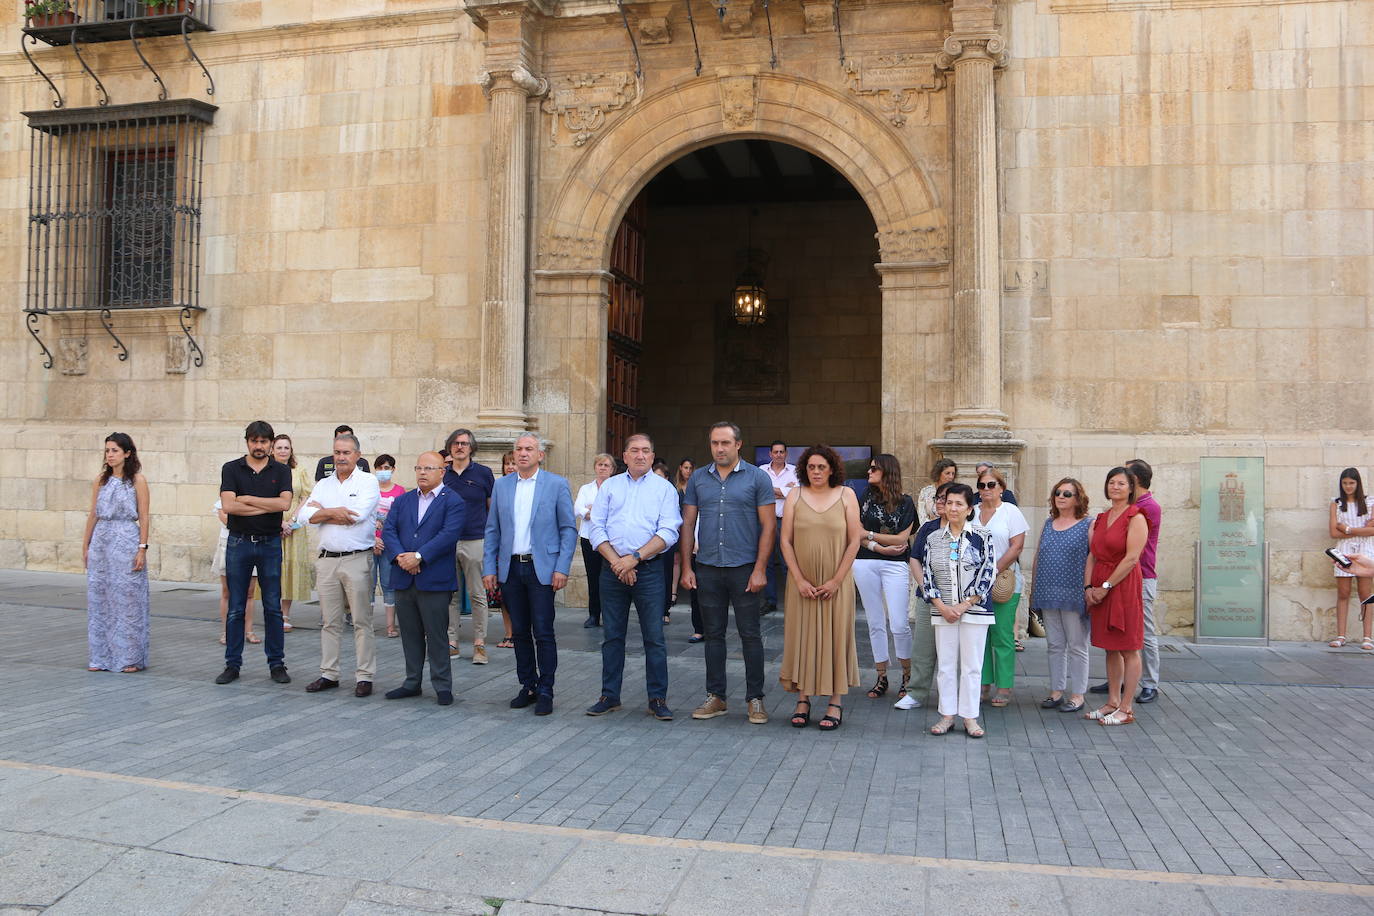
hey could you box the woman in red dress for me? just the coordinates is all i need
[1083,467,1148,726]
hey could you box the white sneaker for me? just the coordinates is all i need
[893,694,920,710]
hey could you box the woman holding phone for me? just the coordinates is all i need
[1329,468,1374,649]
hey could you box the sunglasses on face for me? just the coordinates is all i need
[868,466,879,472]
[977,481,999,490]
[1055,490,1076,499]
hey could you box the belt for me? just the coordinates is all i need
[512,553,534,563]
[231,533,278,543]
[319,548,369,558]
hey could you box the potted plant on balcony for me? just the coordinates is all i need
[142,0,194,14]
[24,0,78,28]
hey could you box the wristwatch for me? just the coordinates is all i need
[1100,581,1112,590]
[414,551,423,562]
[631,549,641,561]
[138,543,149,550]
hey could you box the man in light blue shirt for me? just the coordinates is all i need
[587,433,682,720]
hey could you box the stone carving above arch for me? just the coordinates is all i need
[844,53,947,127]
[875,220,950,264]
[539,73,943,270]
[542,72,641,147]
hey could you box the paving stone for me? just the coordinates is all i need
[390,826,577,901]
[529,841,693,913]
[0,833,123,908]
[664,849,814,915]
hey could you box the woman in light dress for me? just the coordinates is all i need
[1329,468,1374,650]
[273,434,313,633]
[83,433,151,673]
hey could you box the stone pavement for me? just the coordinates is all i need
[3,569,1374,914]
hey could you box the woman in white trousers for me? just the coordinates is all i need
[853,454,917,701]
[922,483,997,738]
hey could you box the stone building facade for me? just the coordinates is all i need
[0,0,1368,640]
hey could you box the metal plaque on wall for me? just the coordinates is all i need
[714,299,788,404]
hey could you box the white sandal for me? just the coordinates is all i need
[1362,638,1373,652]
[1330,635,1348,648]
[1100,709,1135,726]
[1084,706,1118,721]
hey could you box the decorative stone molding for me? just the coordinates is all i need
[935,34,1008,71]
[1002,260,1049,293]
[876,224,950,263]
[719,75,756,130]
[57,337,88,376]
[478,66,549,98]
[538,233,601,269]
[801,0,834,33]
[711,0,754,38]
[637,15,671,45]
[844,53,947,127]
[541,72,640,147]
[166,335,192,374]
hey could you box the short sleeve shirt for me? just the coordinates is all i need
[855,492,916,562]
[684,461,775,567]
[220,456,294,536]
[444,461,495,541]
[1134,492,1162,579]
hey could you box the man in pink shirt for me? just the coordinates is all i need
[1091,457,1162,703]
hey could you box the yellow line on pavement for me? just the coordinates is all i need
[2,757,1368,897]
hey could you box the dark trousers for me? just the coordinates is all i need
[686,557,702,634]
[660,550,676,612]
[697,563,766,701]
[395,585,453,694]
[503,561,558,695]
[225,535,283,670]
[763,516,786,605]
[580,537,603,623]
[599,558,668,702]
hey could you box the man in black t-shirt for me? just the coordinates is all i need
[315,424,371,481]
[216,420,295,686]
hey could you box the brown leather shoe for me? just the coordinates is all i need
[472,644,488,665]
[354,681,372,698]
[305,677,338,693]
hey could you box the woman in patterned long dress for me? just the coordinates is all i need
[274,434,314,632]
[82,433,150,673]
[779,445,862,731]
[1328,468,1374,649]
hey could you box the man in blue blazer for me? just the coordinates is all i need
[382,452,465,706]
[483,433,578,716]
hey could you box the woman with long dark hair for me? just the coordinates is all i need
[273,434,313,633]
[1329,468,1374,649]
[83,432,151,673]
[854,453,916,701]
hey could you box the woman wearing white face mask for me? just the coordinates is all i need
[371,454,407,638]
[274,434,313,633]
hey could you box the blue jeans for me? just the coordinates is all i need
[371,548,396,604]
[599,558,668,702]
[503,561,558,695]
[225,534,284,670]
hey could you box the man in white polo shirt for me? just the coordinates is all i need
[298,433,381,697]
[759,440,798,615]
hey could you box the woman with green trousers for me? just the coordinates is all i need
[975,467,1028,707]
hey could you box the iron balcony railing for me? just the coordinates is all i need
[22,0,211,45]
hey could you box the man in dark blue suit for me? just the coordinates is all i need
[382,451,465,706]
[483,434,578,716]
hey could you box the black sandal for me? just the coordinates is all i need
[818,703,843,731]
[898,670,911,698]
[866,674,889,699]
[790,699,811,728]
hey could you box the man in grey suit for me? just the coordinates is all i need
[483,433,578,716]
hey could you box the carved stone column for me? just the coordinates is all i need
[476,64,547,442]
[931,18,1023,477]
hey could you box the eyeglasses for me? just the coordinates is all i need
[868,466,879,472]
[977,481,999,490]
[1055,490,1076,499]
[413,466,443,472]
[449,442,472,450]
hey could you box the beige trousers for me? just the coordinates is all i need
[448,538,490,647]
[317,550,376,681]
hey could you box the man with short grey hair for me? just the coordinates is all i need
[443,428,495,664]
[299,435,381,697]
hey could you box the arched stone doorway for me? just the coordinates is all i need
[531,73,952,478]
[608,138,882,464]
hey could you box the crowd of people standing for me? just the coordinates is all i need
[82,418,1196,740]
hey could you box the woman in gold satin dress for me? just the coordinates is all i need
[779,444,863,731]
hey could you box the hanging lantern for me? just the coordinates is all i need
[732,269,768,326]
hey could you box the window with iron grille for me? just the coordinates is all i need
[23,99,214,315]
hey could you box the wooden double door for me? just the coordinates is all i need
[606,193,646,456]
